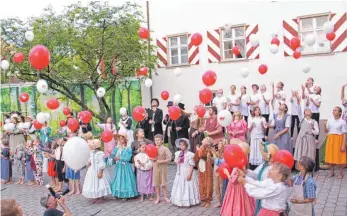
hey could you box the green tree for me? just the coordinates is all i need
[1,1,157,120]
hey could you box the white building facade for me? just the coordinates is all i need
[140,1,347,119]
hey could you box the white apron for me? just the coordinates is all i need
[289,176,313,216]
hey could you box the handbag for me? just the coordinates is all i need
[30,155,37,171]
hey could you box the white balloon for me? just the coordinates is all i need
[302,64,311,74]
[323,21,334,34]
[173,67,182,77]
[240,68,249,78]
[25,31,34,42]
[144,78,152,88]
[1,60,9,70]
[250,34,259,47]
[23,122,31,129]
[36,79,48,94]
[96,87,106,97]
[63,137,90,171]
[173,94,181,103]
[304,34,316,46]
[36,112,47,124]
[43,112,51,123]
[270,44,279,54]
[217,110,232,127]
[120,107,127,115]
[4,123,15,132]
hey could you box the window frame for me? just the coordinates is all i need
[166,33,189,67]
[297,12,332,55]
[219,24,247,61]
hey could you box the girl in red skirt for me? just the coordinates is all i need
[238,162,291,216]
[41,140,57,189]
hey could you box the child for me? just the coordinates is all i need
[290,89,302,139]
[212,139,227,207]
[152,134,172,204]
[24,140,35,186]
[221,142,255,216]
[32,140,44,186]
[194,137,214,208]
[118,108,134,148]
[109,133,138,199]
[65,165,81,195]
[288,156,316,216]
[43,141,58,190]
[97,117,117,161]
[134,143,155,202]
[82,139,112,203]
[14,144,25,184]
[170,138,200,207]
[0,138,12,184]
[239,162,291,216]
[55,138,69,192]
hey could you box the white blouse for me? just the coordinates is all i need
[248,116,266,139]
[240,94,250,117]
[273,90,286,114]
[134,152,153,171]
[245,177,288,211]
[227,94,240,112]
[250,92,262,110]
[246,163,271,181]
[303,118,320,135]
[327,118,347,135]
[290,97,301,116]
[259,93,271,115]
[307,94,321,113]
[270,115,291,128]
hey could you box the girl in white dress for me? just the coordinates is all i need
[170,138,200,207]
[82,139,112,203]
[118,108,134,148]
[240,86,250,123]
[248,106,267,169]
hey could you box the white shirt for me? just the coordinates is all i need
[227,94,240,112]
[213,96,227,113]
[240,94,250,117]
[271,115,291,128]
[304,86,315,97]
[250,92,262,110]
[273,90,286,115]
[259,92,271,115]
[303,118,320,135]
[307,94,321,113]
[247,164,272,181]
[327,118,347,135]
[55,145,64,161]
[245,177,288,211]
[248,116,266,139]
[291,97,301,116]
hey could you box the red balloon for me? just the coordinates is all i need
[168,106,181,121]
[161,91,169,100]
[272,150,294,169]
[145,144,158,158]
[101,130,114,142]
[290,37,301,50]
[191,33,203,46]
[46,99,59,110]
[196,105,206,118]
[63,107,71,116]
[13,52,25,63]
[233,152,248,169]
[199,88,213,104]
[0,121,2,128]
[138,27,149,39]
[293,51,301,59]
[223,144,245,167]
[59,120,66,127]
[271,37,280,46]
[29,45,50,70]
[217,163,232,179]
[67,118,79,132]
[19,92,29,103]
[132,106,146,121]
[33,120,43,130]
[136,67,148,76]
[232,46,241,56]
[326,32,336,41]
[258,64,268,75]
[202,70,217,86]
[80,111,92,124]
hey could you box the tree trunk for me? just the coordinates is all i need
[111,85,116,123]
[126,80,133,113]
[80,84,85,108]
[16,87,21,113]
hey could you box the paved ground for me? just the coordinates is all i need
[1,164,347,216]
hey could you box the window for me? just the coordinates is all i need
[203,90,217,107]
[168,35,188,66]
[299,15,330,54]
[221,26,246,60]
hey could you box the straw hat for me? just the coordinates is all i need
[237,142,250,155]
[92,139,102,149]
[230,138,242,145]
[259,141,279,162]
[115,132,128,141]
[175,138,190,150]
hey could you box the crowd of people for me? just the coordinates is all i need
[0,79,347,216]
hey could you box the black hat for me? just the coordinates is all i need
[178,103,185,110]
[167,101,173,107]
[151,98,160,106]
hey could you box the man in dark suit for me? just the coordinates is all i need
[148,98,163,141]
[163,101,174,158]
[174,103,190,139]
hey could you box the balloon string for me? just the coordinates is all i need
[37,71,39,78]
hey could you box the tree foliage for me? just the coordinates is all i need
[1,1,157,120]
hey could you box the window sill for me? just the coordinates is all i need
[220,58,249,63]
[301,52,334,57]
[166,64,191,69]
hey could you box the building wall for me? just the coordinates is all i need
[141,1,347,119]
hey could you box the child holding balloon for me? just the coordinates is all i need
[97,117,117,161]
[212,139,228,207]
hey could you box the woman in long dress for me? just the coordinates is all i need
[97,117,117,161]
[14,144,25,184]
[0,138,12,184]
[9,116,26,154]
[171,138,200,207]
[24,140,36,186]
[109,133,138,199]
[189,106,204,153]
[226,111,247,142]
[270,103,292,152]
[294,109,319,162]
[39,121,51,173]
[248,106,267,169]
[118,109,134,148]
[82,139,112,203]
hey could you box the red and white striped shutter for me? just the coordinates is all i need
[330,12,347,52]
[283,18,299,56]
[156,37,168,68]
[245,24,260,59]
[188,34,200,65]
[207,29,221,63]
